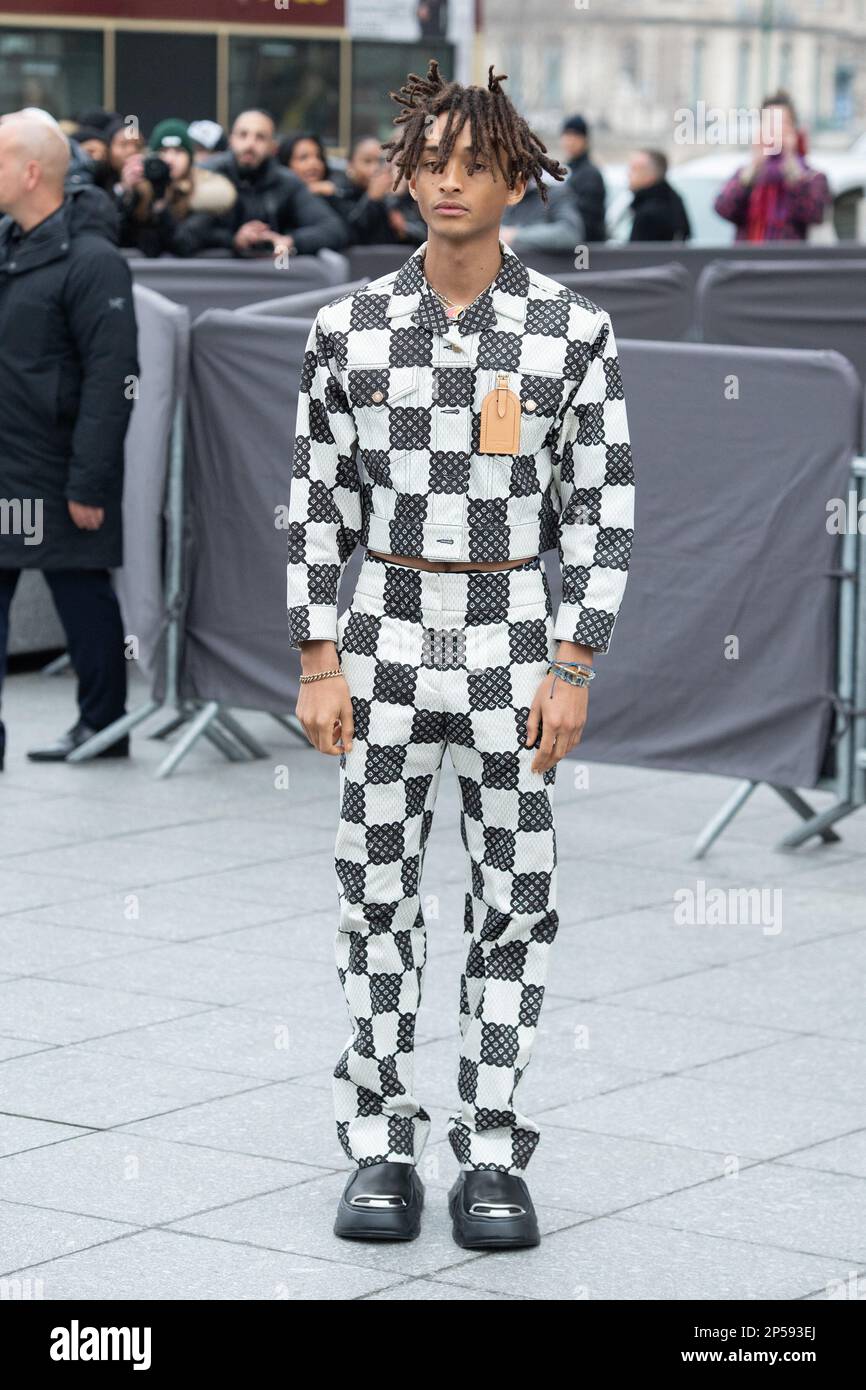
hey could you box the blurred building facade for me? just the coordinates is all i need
[0,0,477,151]
[485,0,866,161]
[2,0,863,162]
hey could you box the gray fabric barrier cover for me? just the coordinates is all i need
[568,339,861,787]
[555,263,693,340]
[344,248,694,340]
[696,259,866,385]
[237,279,370,318]
[236,266,689,340]
[127,250,350,320]
[7,569,65,655]
[345,245,422,282]
[181,315,860,789]
[503,241,866,289]
[112,285,190,685]
[180,313,324,712]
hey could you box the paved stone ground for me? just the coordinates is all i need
[1,662,865,1301]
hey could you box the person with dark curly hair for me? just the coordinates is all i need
[286,59,635,1250]
[280,131,423,246]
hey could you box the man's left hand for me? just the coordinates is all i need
[525,671,589,773]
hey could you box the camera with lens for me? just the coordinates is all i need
[142,154,172,199]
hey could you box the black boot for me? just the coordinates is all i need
[27,718,129,763]
[0,716,5,772]
[449,1169,540,1249]
[334,1160,424,1242]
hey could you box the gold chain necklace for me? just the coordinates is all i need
[424,247,503,321]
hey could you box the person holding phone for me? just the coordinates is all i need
[714,89,831,242]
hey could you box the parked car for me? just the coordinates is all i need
[602,143,866,244]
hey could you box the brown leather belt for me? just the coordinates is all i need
[367,549,536,574]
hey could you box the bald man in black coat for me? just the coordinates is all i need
[0,113,139,769]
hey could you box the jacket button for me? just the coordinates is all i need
[371,389,384,403]
[524,399,537,412]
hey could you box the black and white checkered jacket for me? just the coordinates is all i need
[286,238,635,653]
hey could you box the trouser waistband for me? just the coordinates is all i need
[356,550,548,616]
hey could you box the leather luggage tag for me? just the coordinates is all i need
[479,371,521,455]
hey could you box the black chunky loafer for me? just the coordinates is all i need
[334,1160,424,1241]
[448,1169,540,1249]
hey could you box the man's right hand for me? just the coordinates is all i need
[296,640,354,756]
[120,153,145,190]
[233,220,274,251]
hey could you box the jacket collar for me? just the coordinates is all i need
[0,198,71,275]
[385,237,530,335]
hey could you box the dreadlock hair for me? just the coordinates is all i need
[381,57,569,207]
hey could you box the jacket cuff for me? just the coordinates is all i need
[287,604,338,650]
[63,479,114,507]
[553,601,617,654]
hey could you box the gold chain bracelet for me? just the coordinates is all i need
[298,666,344,684]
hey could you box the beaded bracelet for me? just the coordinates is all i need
[547,660,596,692]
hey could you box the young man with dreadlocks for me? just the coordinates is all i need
[286,59,635,1249]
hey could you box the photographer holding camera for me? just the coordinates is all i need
[117,118,237,258]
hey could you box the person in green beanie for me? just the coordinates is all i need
[117,117,237,257]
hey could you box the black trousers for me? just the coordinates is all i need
[0,568,127,745]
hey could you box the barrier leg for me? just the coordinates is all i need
[214,707,269,758]
[270,712,309,743]
[691,779,758,857]
[774,794,854,850]
[853,460,866,804]
[40,652,72,677]
[148,711,192,741]
[66,699,162,762]
[154,700,223,779]
[202,721,250,762]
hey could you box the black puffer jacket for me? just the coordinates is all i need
[325,169,403,246]
[0,184,139,569]
[200,152,349,254]
[629,179,692,242]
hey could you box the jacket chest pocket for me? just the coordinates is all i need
[4,300,52,361]
[474,368,565,498]
[348,364,426,488]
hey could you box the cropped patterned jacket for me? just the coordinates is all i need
[286,238,635,653]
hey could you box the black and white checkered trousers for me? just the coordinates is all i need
[331,549,560,1175]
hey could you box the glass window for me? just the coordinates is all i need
[691,38,705,110]
[116,31,217,135]
[229,37,341,142]
[351,41,453,148]
[779,40,792,92]
[544,47,562,109]
[0,26,102,120]
[832,64,854,128]
[736,39,751,110]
